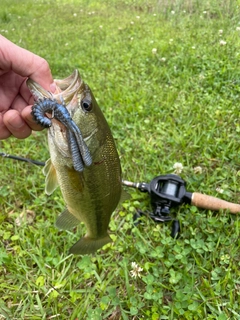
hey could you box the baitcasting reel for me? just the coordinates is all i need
[123,174,191,238]
[122,174,240,238]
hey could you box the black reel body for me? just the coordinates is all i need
[149,174,191,219]
[128,174,192,238]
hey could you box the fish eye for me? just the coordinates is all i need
[81,98,92,112]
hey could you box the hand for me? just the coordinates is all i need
[0,35,55,139]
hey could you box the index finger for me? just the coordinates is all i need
[0,35,54,91]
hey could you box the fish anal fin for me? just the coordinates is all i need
[43,158,59,195]
[120,189,130,203]
[69,234,112,255]
[55,208,80,230]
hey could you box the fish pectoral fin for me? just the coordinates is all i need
[55,208,80,230]
[43,158,59,195]
[69,234,112,255]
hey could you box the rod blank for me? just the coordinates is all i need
[0,152,45,166]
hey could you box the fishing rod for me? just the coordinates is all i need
[0,152,45,166]
[1,153,239,238]
[122,174,240,238]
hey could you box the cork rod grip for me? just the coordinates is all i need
[191,192,240,214]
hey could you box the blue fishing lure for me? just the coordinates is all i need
[31,97,73,128]
[31,98,92,171]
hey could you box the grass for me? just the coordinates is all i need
[0,0,240,319]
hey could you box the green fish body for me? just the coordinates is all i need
[27,70,122,255]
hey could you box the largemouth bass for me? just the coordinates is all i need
[27,70,122,255]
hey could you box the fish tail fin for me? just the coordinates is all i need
[69,234,112,255]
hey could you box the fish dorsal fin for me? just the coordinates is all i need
[43,158,59,195]
[55,208,80,230]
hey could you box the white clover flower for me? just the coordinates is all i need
[193,166,203,174]
[130,21,134,25]
[219,29,223,35]
[236,27,240,31]
[220,40,227,46]
[192,46,196,49]
[152,48,157,54]
[173,162,183,174]
[161,57,166,62]
[73,13,77,17]
[220,254,230,262]
[99,25,103,29]
[136,16,140,19]
[171,10,175,14]
[216,187,224,194]
[130,262,143,278]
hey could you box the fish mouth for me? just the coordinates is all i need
[27,69,83,104]
[27,79,53,101]
[27,70,92,171]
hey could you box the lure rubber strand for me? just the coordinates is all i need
[67,130,84,172]
[69,124,92,167]
[53,109,92,167]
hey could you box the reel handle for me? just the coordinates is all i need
[191,192,240,214]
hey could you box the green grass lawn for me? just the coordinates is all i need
[0,0,240,319]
